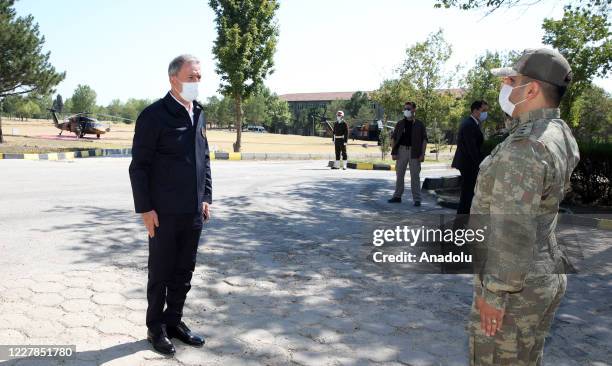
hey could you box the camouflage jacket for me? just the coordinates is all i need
[471,108,580,309]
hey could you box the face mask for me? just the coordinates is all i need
[403,110,412,118]
[479,112,488,121]
[337,116,343,122]
[498,83,529,116]
[180,82,200,102]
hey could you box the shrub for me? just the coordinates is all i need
[481,135,611,206]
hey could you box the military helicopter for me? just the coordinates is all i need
[48,109,132,139]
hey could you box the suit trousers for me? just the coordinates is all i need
[393,145,422,202]
[458,168,479,215]
[146,213,202,333]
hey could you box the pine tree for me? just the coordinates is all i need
[0,0,65,142]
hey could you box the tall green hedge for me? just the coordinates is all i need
[481,136,611,206]
[570,142,612,205]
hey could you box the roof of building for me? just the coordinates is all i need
[279,92,371,102]
[279,89,465,102]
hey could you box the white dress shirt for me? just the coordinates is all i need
[471,115,480,126]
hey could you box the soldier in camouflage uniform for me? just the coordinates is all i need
[468,48,580,365]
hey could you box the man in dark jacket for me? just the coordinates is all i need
[388,102,428,206]
[452,100,488,215]
[129,54,211,356]
[332,110,349,169]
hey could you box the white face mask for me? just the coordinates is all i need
[498,83,529,116]
[180,82,200,102]
[337,116,343,122]
[403,110,412,118]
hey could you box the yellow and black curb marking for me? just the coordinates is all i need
[327,161,395,171]
[0,149,242,161]
[210,151,242,160]
[0,148,130,160]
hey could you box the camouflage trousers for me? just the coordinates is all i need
[469,274,567,366]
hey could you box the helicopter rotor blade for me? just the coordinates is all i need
[95,114,135,122]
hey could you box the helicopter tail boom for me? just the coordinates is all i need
[47,108,60,127]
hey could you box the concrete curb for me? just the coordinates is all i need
[327,161,452,171]
[0,148,133,160]
[0,149,385,162]
[559,214,612,231]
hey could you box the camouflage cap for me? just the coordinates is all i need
[491,48,572,87]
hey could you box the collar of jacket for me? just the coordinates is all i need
[401,117,420,126]
[162,92,203,119]
[509,107,560,133]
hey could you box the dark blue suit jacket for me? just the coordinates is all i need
[451,116,484,172]
[129,92,212,214]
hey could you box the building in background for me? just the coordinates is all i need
[279,91,384,120]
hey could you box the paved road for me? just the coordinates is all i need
[0,158,610,366]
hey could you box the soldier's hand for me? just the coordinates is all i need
[142,210,159,238]
[392,155,397,161]
[476,296,504,337]
[202,202,211,222]
[419,155,425,162]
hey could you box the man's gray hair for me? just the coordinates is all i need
[168,54,200,76]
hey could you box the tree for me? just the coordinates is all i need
[461,51,519,135]
[209,0,280,152]
[572,84,612,142]
[70,84,97,114]
[371,79,415,122]
[63,98,73,114]
[434,0,610,15]
[327,99,347,117]
[52,94,64,113]
[0,95,21,118]
[0,0,65,142]
[352,102,375,125]
[379,124,392,159]
[218,96,236,129]
[346,91,370,118]
[265,93,291,133]
[29,93,52,119]
[397,30,457,160]
[124,98,150,122]
[542,6,612,126]
[203,96,221,127]
[243,92,268,126]
[16,99,39,120]
[106,99,123,119]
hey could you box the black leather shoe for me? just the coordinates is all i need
[147,326,175,356]
[414,201,421,207]
[388,197,401,203]
[167,321,205,347]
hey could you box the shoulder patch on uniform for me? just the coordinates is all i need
[510,121,533,140]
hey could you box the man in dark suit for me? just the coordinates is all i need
[129,54,211,356]
[452,100,488,215]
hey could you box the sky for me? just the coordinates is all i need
[13,0,611,105]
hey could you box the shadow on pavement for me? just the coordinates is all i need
[36,175,612,365]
